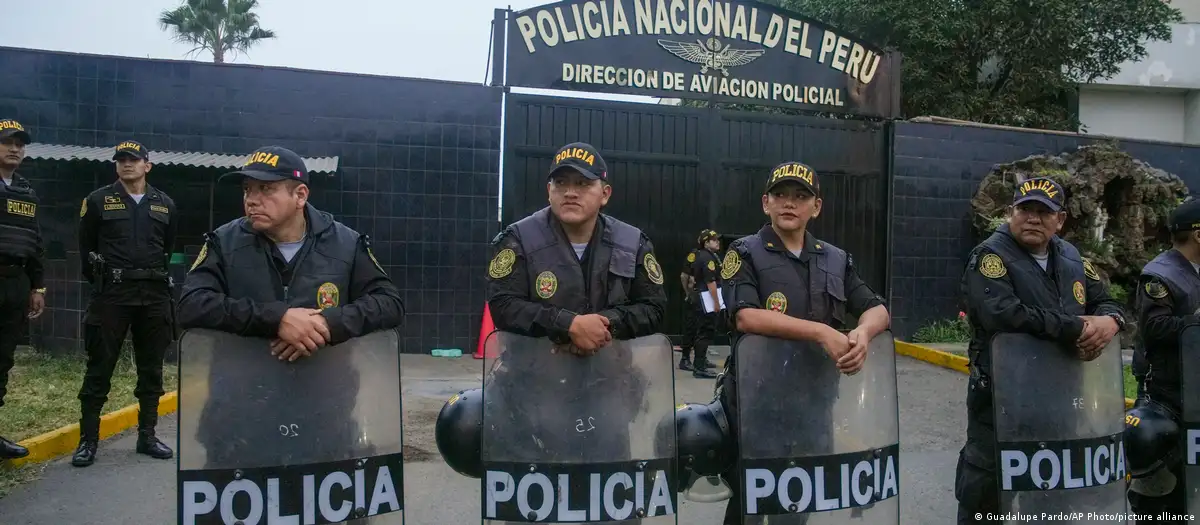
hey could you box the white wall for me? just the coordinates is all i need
[1178,0,1200,22]
[1078,87,1192,143]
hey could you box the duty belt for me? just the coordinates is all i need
[107,268,168,284]
[0,256,25,277]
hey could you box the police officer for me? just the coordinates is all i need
[678,247,700,368]
[1124,198,1200,521]
[717,161,892,524]
[678,229,720,378]
[487,141,667,350]
[72,140,176,467]
[178,145,405,470]
[0,119,45,460]
[956,177,1126,523]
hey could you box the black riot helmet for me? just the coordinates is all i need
[666,400,734,477]
[1124,399,1181,496]
[435,388,484,479]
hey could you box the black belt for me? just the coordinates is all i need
[0,256,25,267]
[107,268,168,283]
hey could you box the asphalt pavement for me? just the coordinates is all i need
[0,352,966,524]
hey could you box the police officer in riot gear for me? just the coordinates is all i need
[0,119,44,460]
[178,145,405,469]
[487,141,667,351]
[957,177,1125,523]
[678,229,720,378]
[1125,198,1200,520]
[717,161,892,524]
[72,140,177,467]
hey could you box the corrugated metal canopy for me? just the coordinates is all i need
[23,143,339,174]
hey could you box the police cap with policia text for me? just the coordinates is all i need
[1012,177,1065,212]
[0,119,31,144]
[112,140,149,161]
[1168,198,1200,233]
[219,145,310,185]
[549,142,608,182]
[765,161,818,195]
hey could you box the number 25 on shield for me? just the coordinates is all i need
[576,417,595,433]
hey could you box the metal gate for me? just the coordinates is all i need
[501,93,891,339]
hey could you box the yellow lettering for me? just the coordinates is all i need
[150,204,169,214]
[1126,414,1141,427]
[770,163,813,185]
[245,152,280,167]
[6,200,35,218]
[117,141,141,151]
[103,203,126,211]
[1019,180,1059,199]
[0,120,24,131]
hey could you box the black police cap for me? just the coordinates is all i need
[1169,198,1200,233]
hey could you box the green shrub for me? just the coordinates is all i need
[912,312,971,344]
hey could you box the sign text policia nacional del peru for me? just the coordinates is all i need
[491,0,902,118]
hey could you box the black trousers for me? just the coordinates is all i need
[0,272,30,408]
[679,297,699,359]
[78,300,173,435]
[683,300,717,364]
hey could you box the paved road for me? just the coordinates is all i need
[0,353,966,524]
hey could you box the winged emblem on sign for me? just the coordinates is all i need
[657,37,766,77]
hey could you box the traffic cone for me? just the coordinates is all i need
[473,303,496,359]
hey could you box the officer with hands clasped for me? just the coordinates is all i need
[1123,198,1200,522]
[72,140,177,467]
[717,161,892,524]
[956,177,1126,523]
[486,141,667,351]
[0,119,45,460]
[678,229,720,378]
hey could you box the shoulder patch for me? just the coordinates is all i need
[644,252,665,285]
[189,242,208,273]
[489,248,516,279]
[721,249,741,280]
[367,247,387,275]
[707,260,715,271]
[1083,259,1101,281]
[978,253,1007,279]
[687,252,696,263]
[79,198,87,218]
[1145,280,1169,300]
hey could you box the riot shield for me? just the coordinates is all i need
[734,332,901,524]
[1181,325,1200,515]
[479,330,678,524]
[990,333,1126,521]
[177,328,404,525]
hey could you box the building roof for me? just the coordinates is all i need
[23,143,340,174]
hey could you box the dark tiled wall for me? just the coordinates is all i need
[0,47,501,354]
[888,121,1200,339]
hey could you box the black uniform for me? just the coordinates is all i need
[75,165,179,461]
[0,119,43,459]
[956,221,1124,523]
[717,223,885,524]
[686,242,722,375]
[678,248,700,363]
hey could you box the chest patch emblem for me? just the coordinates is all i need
[978,253,1006,279]
[765,292,788,314]
[489,248,516,279]
[6,199,35,218]
[317,282,340,310]
[1072,281,1085,305]
[536,271,558,299]
[721,249,741,280]
[644,253,664,285]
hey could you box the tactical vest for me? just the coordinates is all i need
[1140,249,1200,401]
[511,207,642,314]
[212,207,360,309]
[0,175,41,261]
[970,226,1088,375]
[91,184,172,270]
[738,234,849,327]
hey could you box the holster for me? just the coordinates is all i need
[87,252,106,295]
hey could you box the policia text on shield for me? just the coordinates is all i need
[73,139,177,467]
[436,142,680,523]
[175,145,406,525]
[0,118,44,461]
[957,177,1130,524]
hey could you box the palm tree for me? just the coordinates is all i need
[159,0,277,64]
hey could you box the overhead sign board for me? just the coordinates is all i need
[490,0,902,118]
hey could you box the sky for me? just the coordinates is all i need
[4,0,662,105]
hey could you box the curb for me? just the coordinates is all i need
[895,341,1135,410]
[5,391,178,468]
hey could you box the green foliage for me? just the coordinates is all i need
[159,0,276,64]
[730,0,1183,130]
[912,313,971,344]
[1108,282,1129,307]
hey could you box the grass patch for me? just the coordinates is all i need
[1123,364,1137,401]
[0,343,178,497]
[912,315,971,344]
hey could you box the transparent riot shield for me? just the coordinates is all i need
[177,328,404,525]
[990,333,1126,521]
[479,330,678,524]
[734,331,901,524]
[1182,325,1200,515]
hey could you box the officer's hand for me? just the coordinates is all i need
[1076,316,1119,358]
[838,327,870,375]
[818,326,851,363]
[270,339,312,362]
[569,314,612,353]
[279,308,331,354]
[27,291,45,319]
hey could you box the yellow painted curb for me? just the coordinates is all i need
[5,391,178,468]
[896,341,1136,410]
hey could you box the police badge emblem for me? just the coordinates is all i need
[317,282,340,310]
[536,271,558,299]
[765,292,788,314]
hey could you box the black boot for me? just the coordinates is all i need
[678,356,694,371]
[72,410,100,467]
[692,362,718,379]
[0,435,28,459]
[135,403,173,460]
